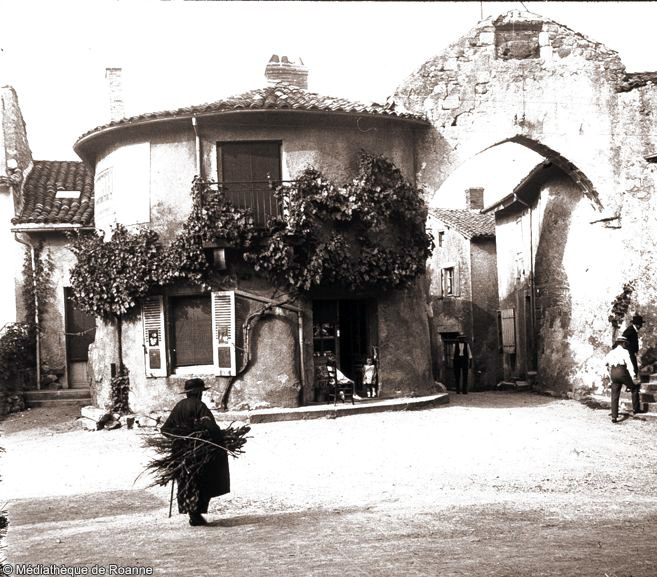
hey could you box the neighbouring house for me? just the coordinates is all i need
[11,160,96,391]
[0,85,96,393]
[72,57,435,413]
[483,160,606,393]
[427,188,499,390]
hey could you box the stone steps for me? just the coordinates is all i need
[587,394,657,421]
[24,389,91,408]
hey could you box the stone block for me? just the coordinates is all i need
[80,405,106,422]
[538,31,550,47]
[137,414,159,428]
[442,94,461,110]
[479,31,495,45]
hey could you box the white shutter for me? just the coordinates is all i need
[500,308,516,354]
[143,296,168,377]
[212,290,236,376]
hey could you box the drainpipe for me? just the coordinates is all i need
[14,233,41,389]
[192,116,202,178]
[297,311,306,401]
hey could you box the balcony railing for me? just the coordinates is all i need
[201,181,282,226]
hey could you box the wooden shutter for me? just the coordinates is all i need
[500,308,516,353]
[212,291,236,376]
[143,296,168,377]
[440,268,445,298]
[453,264,461,297]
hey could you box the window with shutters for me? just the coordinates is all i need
[218,141,282,226]
[143,291,238,377]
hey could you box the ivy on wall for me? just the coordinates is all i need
[608,281,635,330]
[246,153,433,292]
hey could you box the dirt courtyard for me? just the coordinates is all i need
[2,391,657,577]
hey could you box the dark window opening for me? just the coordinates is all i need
[64,287,96,362]
[218,141,282,225]
[495,24,541,60]
[170,295,213,367]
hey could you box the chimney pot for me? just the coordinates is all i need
[466,187,484,210]
[264,55,308,90]
[105,67,125,122]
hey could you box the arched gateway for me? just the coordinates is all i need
[394,10,657,395]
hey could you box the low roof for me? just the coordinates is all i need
[12,160,94,228]
[75,82,428,161]
[429,208,496,239]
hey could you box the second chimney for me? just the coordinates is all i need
[466,187,484,210]
[265,55,308,89]
[105,67,125,122]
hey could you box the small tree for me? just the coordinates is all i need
[69,224,161,412]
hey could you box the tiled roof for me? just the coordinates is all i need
[12,161,94,226]
[430,208,496,239]
[617,72,657,93]
[76,82,427,143]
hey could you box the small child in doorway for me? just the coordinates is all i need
[363,357,377,398]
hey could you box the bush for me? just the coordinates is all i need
[0,323,35,390]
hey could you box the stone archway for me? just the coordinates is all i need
[395,9,657,393]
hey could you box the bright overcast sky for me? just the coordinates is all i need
[1,1,656,161]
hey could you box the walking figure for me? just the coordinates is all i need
[603,336,640,423]
[161,378,230,526]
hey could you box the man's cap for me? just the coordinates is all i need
[632,314,644,326]
[181,378,209,393]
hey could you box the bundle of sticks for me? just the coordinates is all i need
[142,422,250,488]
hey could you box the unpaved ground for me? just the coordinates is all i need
[2,392,657,577]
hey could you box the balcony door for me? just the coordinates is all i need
[218,141,281,225]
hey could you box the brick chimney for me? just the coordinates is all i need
[105,67,125,122]
[466,187,484,210]
[265,55,308,89]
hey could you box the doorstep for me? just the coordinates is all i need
[212,393,449,424]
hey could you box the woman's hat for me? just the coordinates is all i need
[615,336,628,343]
[181,378,209,393]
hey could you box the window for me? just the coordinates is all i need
[440,265,459,298]
[444,267,455,296]
[170,295,213,367]
[438,231,444,248]
[495,23,542,60]
[218,141,282,225]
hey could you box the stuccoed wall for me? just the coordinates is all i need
[469,239,500,388]
[394,10,657,395]
[377,278,434,397]
[91,113,419,245]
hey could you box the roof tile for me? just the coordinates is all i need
[12,160,94,227]
[430,208,496,239]
[76,82,426,144]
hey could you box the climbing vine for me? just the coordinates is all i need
[608,281,636,329]
[245,152,434,292]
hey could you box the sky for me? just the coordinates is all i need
[1,1,657,162]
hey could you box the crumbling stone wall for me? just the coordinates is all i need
[395,10,657,394]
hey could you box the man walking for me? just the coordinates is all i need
[604,336,640,423]
[161,378,230,526]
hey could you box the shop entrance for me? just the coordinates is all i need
[312,299,377,388]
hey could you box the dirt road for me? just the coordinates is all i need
[3,392,657,576]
